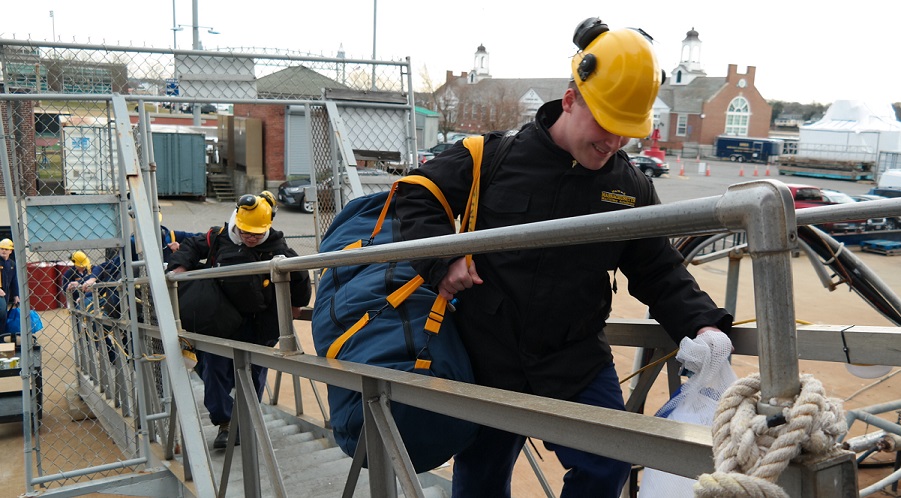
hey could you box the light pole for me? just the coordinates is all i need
[371,0,377,91]
[173,24,219,49]
[170,0,218,125]
[171,0,177,49]
[49,10,55,42]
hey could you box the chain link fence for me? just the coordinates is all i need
[1,38,413,493]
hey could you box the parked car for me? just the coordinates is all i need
[786,184,865,233]
[182,103,217,114]
[867,187,901,198]
[429,142,455,154]
[277,179,314,214]
[852,194,899,231]
[628,155,670,177]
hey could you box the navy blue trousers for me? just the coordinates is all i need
[0,297,7,335]
[451,363,631,498]
[199,350,269,427]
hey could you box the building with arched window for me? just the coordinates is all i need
[654,28,772,156]
[427,29,772,156]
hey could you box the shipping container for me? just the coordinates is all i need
[152,131,207,198]
[61,125,117,194]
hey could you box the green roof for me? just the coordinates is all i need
[416,106,440,117]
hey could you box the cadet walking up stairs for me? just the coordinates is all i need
[186,374,451,497]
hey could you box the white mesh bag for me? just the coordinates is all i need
[639,330,736,497]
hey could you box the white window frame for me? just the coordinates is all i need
[725,97,751,136]
[676,114,688,136]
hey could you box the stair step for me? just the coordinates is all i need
[185,374,451,497]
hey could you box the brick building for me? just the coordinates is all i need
[652,28,772,156]
[433,28,772,156]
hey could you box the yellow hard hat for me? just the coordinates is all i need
[235,194,272,234]
[571,22,661,138]
[0,239,13,250]
[70,250,92,269]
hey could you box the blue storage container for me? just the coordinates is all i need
[153,132,207,197]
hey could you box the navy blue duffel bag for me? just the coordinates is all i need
[311,171,479,473]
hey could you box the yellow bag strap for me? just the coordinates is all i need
[369,175,454,242]
[460,136,485,267]
[460,136,485,236]
[327,312,371,359]
[326,141,486,362]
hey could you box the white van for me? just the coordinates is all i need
[878,169,901,189]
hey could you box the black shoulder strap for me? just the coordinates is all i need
[205,226,224,267]
[480,129,518,193]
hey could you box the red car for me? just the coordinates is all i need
[786,183,865,233]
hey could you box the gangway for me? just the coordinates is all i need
[2,91,901,497]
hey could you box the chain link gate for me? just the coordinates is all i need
[1,38,414,495]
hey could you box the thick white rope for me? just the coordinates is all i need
[694,373,847,497]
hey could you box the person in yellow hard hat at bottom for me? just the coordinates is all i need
[0,238,19,336]
[394,18,732,498]
[62,250,95,309]
[168,192,312,450]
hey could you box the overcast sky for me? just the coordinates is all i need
[5,1,899,107]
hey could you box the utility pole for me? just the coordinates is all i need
[371,0,377,91]
[191,0,201,125]
[172,0,178,49]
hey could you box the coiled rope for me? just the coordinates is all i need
[694,373,848,497]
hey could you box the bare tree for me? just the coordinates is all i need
[479,86,523,132]
[419,66,461,141]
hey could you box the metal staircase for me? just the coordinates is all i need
[187,375,451,497]
[207,173,237,202]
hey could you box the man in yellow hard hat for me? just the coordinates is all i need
[62,250,95,308]
[168,191,311,450]
[395,18,732,497]
[0,238,19,335]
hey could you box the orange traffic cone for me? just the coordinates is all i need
[705,164,711,176]
[753,165,759,176]
[679,162,685,176]
[765,165,771,176]
[739,165,745,177]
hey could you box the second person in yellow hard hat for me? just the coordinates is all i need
[0,238,18,335]
[62,250,95,308]
[168,191,312,450]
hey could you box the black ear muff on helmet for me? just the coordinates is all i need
[259,190,277,220]
[573,18,608,83]
[573,18,666,87]
[573,17,609,50]
[237,194,258,210]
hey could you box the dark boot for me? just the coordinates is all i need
[213,423,240,449]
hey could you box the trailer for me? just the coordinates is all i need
[714,136,783,163]
[776,143,876,181]
[778,100,901,182]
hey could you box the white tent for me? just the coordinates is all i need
[798,100,901,161]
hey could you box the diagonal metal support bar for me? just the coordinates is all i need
[367,392,425,498]
[324,100,363,198]
[343,426,367,498]
[111,94,218,497]
[235,351,288,498]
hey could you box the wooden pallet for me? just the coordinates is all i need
[860,239,901,256]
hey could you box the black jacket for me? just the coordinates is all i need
[168,225,312,344]
[396,100,732,400]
